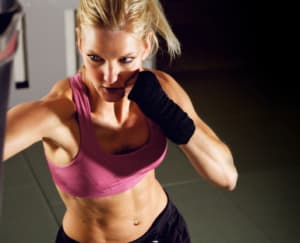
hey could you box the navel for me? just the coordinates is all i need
[133,218,140,226]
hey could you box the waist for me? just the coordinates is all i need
[60,173,168,243]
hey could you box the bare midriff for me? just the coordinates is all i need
[58,170,168,243]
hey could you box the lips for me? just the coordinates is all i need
[102,86,124,93]
[101,86,126,101]
[101,80,133,94]
[98,71,139,100]
[100,70,139,90]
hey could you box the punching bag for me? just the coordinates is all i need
[0,0,23,216]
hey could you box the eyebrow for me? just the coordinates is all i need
[86,50,137,57]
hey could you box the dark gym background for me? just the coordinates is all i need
[1,1,299,242]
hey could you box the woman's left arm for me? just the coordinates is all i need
[156,71,238,191]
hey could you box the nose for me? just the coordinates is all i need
[103,62,119,85]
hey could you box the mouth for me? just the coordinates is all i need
[101,86,125,97]
[101,86,124,96]
[99,70,140,95]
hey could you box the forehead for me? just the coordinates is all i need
[81,26,144,55]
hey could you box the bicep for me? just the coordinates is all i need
[3,78,74,161]
[3,101,53,161]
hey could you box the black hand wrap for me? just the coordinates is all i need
[128,71,195,144]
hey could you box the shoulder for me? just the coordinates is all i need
[38,78,76,125]
[8,78,75,119]
[150,69,191,104]
[150,69,175,86]
[151,69,183,94]
[44,77,73,101]
[149,69,198,120]
[4,78,76,160]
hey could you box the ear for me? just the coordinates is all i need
[142,32,153,61]
[76,27,83,54]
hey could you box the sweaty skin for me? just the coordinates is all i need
[4,26,237,243]
[40,73,168,242]
[59,172,167,242]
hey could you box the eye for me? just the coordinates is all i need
[87,55,104,63]
[120,56,135,64]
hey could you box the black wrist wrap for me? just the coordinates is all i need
[128,71,195,144]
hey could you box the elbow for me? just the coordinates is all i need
[215,168,237,191]
[205,159,238,191]
[225,169,238,191]
[223,156,238,191]
[220,150,238,191]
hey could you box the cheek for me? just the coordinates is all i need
[126,57,143,72]
[134,58,144,68]
[90,69,102,80]
[84,64,102,82]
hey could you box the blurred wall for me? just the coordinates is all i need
[8,0,79,107]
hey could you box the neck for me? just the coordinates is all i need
[80,69,133,125]
[84,82,132,128]
[91,94,132,125]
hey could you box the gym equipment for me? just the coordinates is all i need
[0,0,23,216]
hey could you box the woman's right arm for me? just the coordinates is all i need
[3,100,55,161]
[3,79,74,161]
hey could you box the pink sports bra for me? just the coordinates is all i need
[46,72,168,198]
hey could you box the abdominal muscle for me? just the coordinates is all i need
[58,170,168,243]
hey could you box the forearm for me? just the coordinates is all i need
[128,70,238,190]
[179,121,238,191]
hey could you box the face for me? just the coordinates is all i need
[77,26,150,102]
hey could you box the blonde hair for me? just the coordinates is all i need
[76,0,181,60]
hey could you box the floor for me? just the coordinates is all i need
[0,70,299,243]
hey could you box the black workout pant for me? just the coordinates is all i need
[55,198,191,243]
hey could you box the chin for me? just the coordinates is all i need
[103,96,124,103]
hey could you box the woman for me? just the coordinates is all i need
[4,0,238,242]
